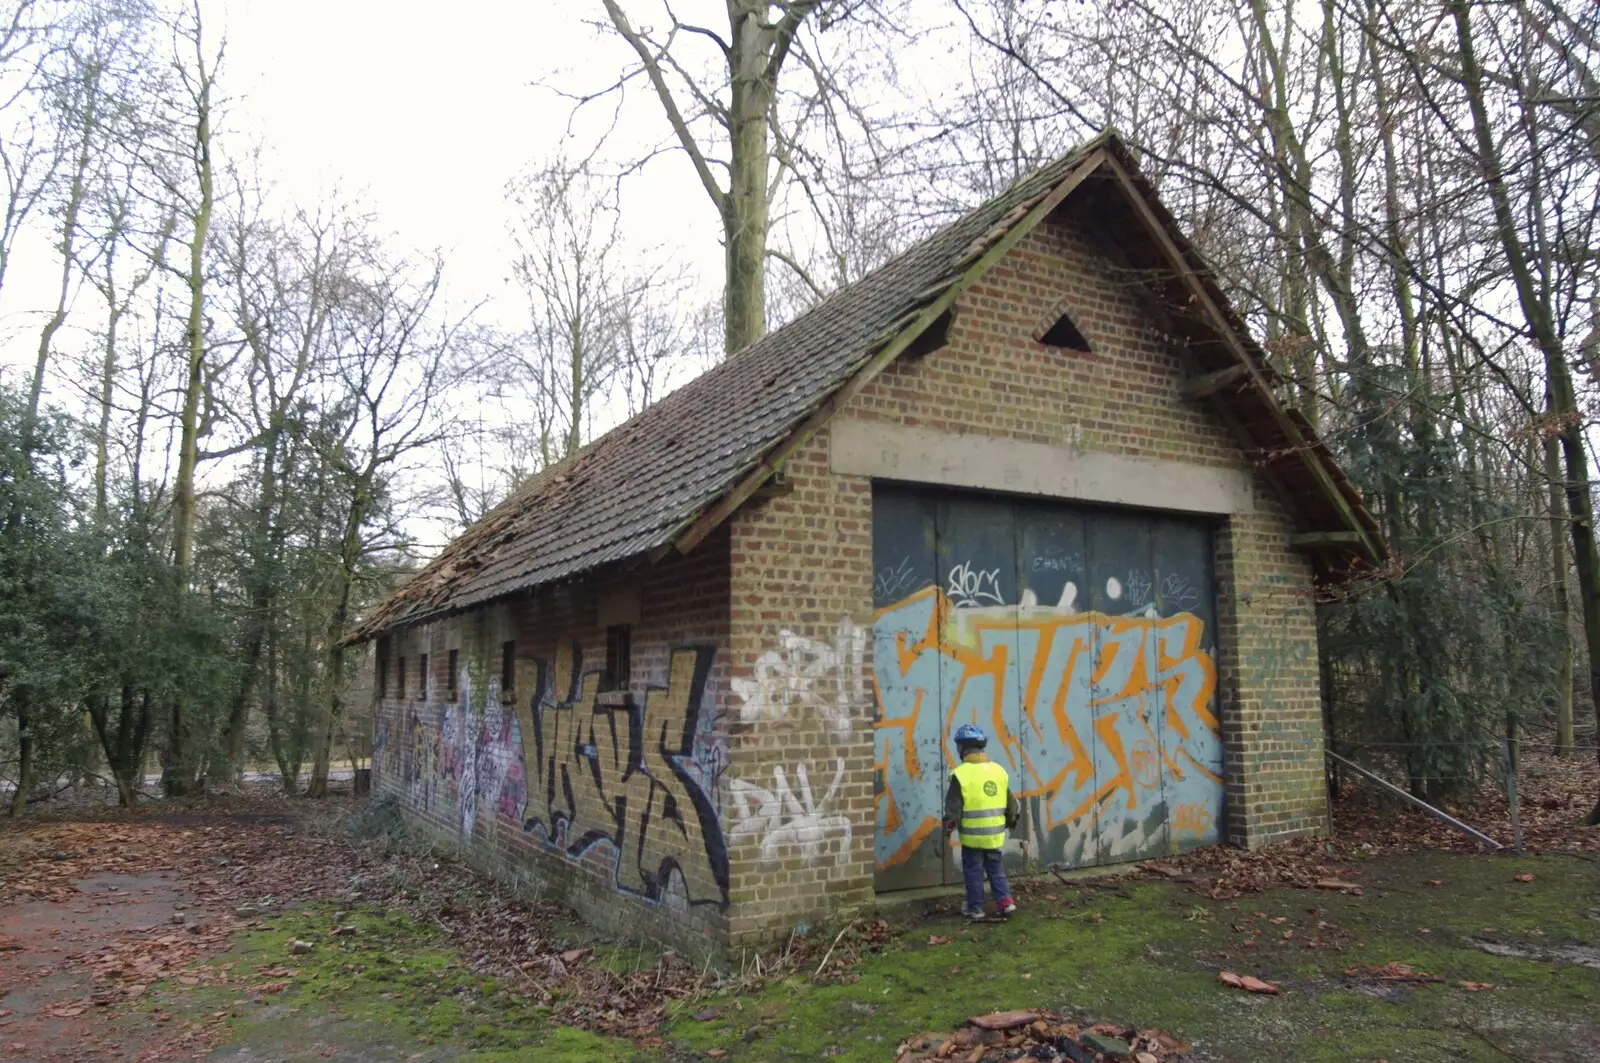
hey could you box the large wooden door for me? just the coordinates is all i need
[871,484,1223,892]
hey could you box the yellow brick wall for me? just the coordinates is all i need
[722,210,1324,946]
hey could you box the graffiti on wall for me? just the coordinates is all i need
[518,643,730,909]
[727,621,866,865]
[730,620,865,738]
[728,758,853,862]
[873,584,1221,869]
[382,662,527,839]
[437,670,527,836]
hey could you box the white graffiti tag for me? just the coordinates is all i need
[731,619,866,737]
[727,759,852,862]
[947,561,1004,607]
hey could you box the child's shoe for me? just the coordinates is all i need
[964,906,987,922]
[997,897,1017,916]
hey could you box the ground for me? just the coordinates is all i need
[0,760,1596,1063]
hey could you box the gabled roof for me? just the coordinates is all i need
[348,132,1382,644]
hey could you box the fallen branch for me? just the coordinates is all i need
[813,919,857,979]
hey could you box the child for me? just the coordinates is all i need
[943,724,1019,920]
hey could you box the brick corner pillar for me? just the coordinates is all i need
[1214,512,1330,851]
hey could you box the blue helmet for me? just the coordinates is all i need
[954,724,988,748]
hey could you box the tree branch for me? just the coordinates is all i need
[600,0,727,213]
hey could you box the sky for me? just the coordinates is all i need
[216,0,724,328]
[0,0,726,364]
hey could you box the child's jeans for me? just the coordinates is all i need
[960,845,1011,912]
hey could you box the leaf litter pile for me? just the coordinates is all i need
[1333,750,1600,855]
[896,1009,1192,1063]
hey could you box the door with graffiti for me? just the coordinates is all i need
[871,484,1223,892]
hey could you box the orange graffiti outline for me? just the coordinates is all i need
[872,589,1223,864]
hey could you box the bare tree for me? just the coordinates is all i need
[143,0,220,579]
[306,251,455,798]
[0,0,58,303]
[588,0,903,354]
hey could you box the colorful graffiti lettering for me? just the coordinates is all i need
[388,665,526,838]
[873,587,1221,869]
[518,643,730,908]
[1172,802,1213,837]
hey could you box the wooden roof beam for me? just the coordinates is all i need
[1096,153,1383,566]
[1291,530,1366,549]
[1179,363,1250,401]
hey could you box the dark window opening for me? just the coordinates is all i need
[501,640,516,697]
[418,654,429,700]
[447,649,459,698]
[1039,311,1091,351]
[376,646,388,698]
[397,657,407,699]
[604,625,632,692]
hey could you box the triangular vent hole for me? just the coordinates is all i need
[1040,311,1090,351]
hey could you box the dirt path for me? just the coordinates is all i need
[1,852,234,1061]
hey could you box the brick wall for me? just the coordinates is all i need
[371,528,733,957]
[722,208,1324,946]
[370,201,1328,958]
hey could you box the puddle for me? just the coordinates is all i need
[1470,937,1600,970]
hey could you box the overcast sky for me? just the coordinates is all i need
[0,0,726,365]
[219,0,723,324]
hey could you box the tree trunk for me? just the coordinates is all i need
[94,292,120,519]
[162,697,191,797]
[308,642,345,798]
[28,65,97,429]
[1545,416,1575,755]
[219,426,282,779]
[10,702,34,816]
[723,3,775,355]
[1448,0,1600,823]
[88,684,152,808]
[309,483,364,798]
[171,63,215,574]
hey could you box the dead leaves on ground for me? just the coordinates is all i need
[1344,962,1441,985]
[1334,751,1600,856]
[1217,971,1280,995]
[1137,837,1367,900]
[896,1012,1191,1062]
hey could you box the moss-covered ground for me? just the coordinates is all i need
[174,850,1598,1062]
[177,905,646,1063]
[666,851,1600,1063]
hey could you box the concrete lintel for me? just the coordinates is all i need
[829,419,1255,515]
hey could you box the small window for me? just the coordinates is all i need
[1039,310,1090,351]
[376,648,388,698]
[447,649,459,699]
[418,654,429,700]
[501,640,516,696]
[604,625,632,692]
[397,657,407,699]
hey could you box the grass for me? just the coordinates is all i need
[662,851,1600,1062]
[171,904,644,1062]
[166,850,1600,1062]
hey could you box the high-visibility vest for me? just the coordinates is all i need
[952,759,1008,849]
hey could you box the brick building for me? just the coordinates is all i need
[347,133,1382,957]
